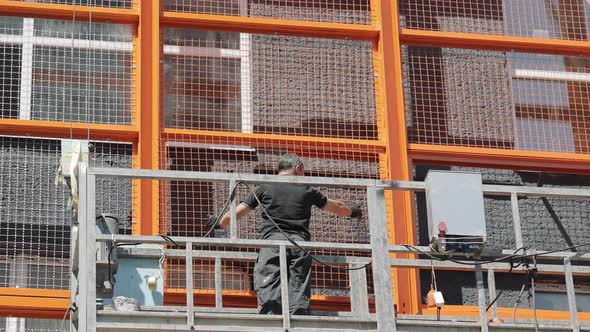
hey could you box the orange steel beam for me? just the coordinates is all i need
[162,128,386,156]
[161,12,379,41]
[409,144,590,175]
[165,289,373,312]
[130,18,141,235]
[137,0,161,236]
[400,29,590,57]
[0,0,139,24]
[0,288,69,319]
[378,0,420,315]
[0,119,138,141]
[422,305,590,321]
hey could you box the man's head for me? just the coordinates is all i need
[277,153,304,176]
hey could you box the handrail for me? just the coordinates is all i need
[73,164,590,332]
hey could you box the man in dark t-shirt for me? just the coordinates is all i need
[209,154,362,315]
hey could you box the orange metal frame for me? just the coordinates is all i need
[161,11,379,40]
[0,0,589,323]
[0,0,139,24]
[136,0,161,236]
[373,0,420,315]
[0,119,138,141]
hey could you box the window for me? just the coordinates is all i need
[163,27,252,133]
[536,284,590,312]
[515,118,575,152]
[0,16,133,124]
[503,2,590,153]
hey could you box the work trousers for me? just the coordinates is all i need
[254,233,312,315]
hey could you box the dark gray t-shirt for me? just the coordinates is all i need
[241,184,328,241]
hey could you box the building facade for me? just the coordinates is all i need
[0,0,589,330]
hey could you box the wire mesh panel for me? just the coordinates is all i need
[163,28,377,140]
[0,317,69,332]
[0,136,131,290]
[0,17,24,35]
[414,164,590,251]
[0,43,22,119]
[161,144,377,242]
[160,143,378,302]
[414,164,590,308]
[6,0,133,8]
[0,16,133,124]
[405,46,590,154]
[399,0,590,41]
[163,0,372,25]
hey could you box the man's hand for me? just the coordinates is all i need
[349,203,363,219]
[205,215,221,231]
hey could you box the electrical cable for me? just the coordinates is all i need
[486,289,503,312]
[206,181,371,271]
[512,282,527,324]
[158,234,181,247]
[107,242,141,286]
[203,184,235,238]
[531,256,539,332]
[59,305,71,332]
[402,244,526,266]
[205,182,590,272]
[402,242,590,267]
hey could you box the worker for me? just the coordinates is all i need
[206,153,362,315]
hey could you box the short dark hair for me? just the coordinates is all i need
[277,153,304,172]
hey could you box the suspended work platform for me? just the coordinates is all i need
[71,163,590,332]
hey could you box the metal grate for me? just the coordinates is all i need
[7,0,133,9]
[0,17,24,35]
[0,317,68,332]
[163,0,372,25]
[400,0,590,41]
[161,144,378,299]
[163,28,377,140]
[0,17,134,124]
[0,136,131,290]
[414,165,590,252]
[405,46,590,154]
[414,164,590,308]
[0,43,22,119]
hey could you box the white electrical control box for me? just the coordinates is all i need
[425,171,486,251]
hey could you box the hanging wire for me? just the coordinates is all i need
[86,0,93,143]
[531,255,539,332]
[69,0,77,140]
[430,259,437,291]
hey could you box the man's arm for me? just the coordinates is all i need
[218,203,253,228]
[323,198,361,218]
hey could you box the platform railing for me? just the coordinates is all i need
[72,162,590,332]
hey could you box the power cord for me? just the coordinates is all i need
[107,242,141,286]
[206,181,371,271]
[402,242,590,266]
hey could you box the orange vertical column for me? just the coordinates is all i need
[137,0,161,235]
[376,0,420,314]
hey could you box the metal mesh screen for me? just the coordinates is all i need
[414,165,590,252]
[0,317,68,332]
[0,17,23,35]
[414,165,590,308]
[6,0,133,8]
[0,136,131,290]
[160,144,378,299]
[0,17,133,124]
[0,43,22,119]
[405,46,590,154]
[163,28,377,140]
[163,0,372,25]
[400,0,590,41]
